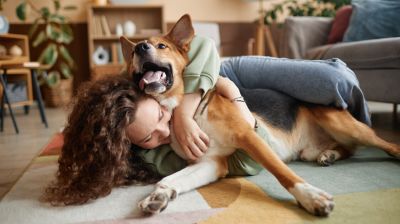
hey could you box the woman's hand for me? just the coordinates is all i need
[216,77,256,128]
[173,115,209,160]
[172,92,210,161]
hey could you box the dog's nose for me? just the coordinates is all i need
[135,43,151,55]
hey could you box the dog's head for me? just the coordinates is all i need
[120,14,194,102]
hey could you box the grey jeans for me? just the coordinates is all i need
[220,56,371,126]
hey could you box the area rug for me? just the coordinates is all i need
[0,133,399,224]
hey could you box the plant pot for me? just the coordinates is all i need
[42,79,73,108]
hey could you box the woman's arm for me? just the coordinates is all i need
[216,77,255,128]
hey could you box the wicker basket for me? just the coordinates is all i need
[42,79,73,108]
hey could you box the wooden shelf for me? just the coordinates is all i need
[0,34,33,108]
[87,4,165,79]
[91,5,163,10]
[91,34,161,41]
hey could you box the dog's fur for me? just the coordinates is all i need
[120,14,400,216]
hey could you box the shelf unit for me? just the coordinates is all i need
[87,4,165,80]
[0,34,33,108]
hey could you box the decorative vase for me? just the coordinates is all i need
[116,23,123,36]
[92,45,110,65]
[0,15,9,34]
[123,20,136,37]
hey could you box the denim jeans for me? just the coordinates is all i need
[220,56,371,126]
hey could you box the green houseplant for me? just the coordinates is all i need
[265,0,351,25]
[15,0,76,88]
[16,0,76,107]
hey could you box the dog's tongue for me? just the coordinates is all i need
[139,71,166,90]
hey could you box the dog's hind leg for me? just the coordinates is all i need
[310,107,400,159]
[234,130,334,216]
[138,157,228,214]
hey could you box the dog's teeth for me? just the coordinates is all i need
[143,78,149,84]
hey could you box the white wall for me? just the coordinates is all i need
[3,0,282,23]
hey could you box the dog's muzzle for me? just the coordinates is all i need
[136,62,173,94]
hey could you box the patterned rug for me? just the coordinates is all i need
[0,133,399,224]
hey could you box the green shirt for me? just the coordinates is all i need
[137,36,263,177]
[137,124,268,177]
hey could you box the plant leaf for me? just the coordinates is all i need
[29,18,42,37]
[16,2,27,21]
[54,0,60,11]
[33,30,47,47]
[46,24,64,42]
[60,23,73,44]
[40,7,50,18]
[46,70,61,87]
[38,44,58,67]
[60,62,72,79]
[49,14,65,24]
[59,45,74,68]
[63,5,77,10]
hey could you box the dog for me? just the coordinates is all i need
[120,14,400,216]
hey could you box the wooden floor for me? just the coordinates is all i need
[0,106,67,199]
[0,102,399,199]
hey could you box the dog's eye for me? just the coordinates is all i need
[157,43,167,49]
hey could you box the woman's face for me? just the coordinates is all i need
[126,98,172,149]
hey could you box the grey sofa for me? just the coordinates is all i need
[279,16,400,114]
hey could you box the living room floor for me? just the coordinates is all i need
[0,102,399,199]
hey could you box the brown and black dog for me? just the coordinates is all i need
[120,14,400,216]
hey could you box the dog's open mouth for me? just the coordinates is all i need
[138,62,173,94]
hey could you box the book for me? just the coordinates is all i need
[94,16,104,36]
[100,15,112,36]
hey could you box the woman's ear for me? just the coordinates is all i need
[165,14,195,52]
[120,36,136,63]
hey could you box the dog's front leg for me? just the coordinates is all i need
[236,130,335,216]
[138,157,227,214]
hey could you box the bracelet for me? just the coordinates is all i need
[230,96,245,103]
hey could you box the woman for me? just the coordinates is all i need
[43,75,254,205]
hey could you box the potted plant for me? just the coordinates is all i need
[15,0,76,107]
[264,0,351,25]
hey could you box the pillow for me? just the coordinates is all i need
[327,6,352,44]
[343,0,400,42]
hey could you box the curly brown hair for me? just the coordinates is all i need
[43,76,160,205]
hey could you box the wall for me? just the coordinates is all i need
[4,0,283,89]
[3,0,282,23]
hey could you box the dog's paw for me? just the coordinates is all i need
[138,185,177,215]
[290,183,334,216]
[386,145,400,159]
[138,192,169,214]
[317,150,337,166]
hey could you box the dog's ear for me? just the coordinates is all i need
[166,14,195,52]
[120,36,136,63]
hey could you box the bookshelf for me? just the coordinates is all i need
[0,34,33,108]
[87,4,165,80]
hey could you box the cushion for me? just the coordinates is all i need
[327,6,353,44]
[343,0,400,42]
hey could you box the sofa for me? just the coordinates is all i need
[279,16,400,115]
